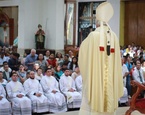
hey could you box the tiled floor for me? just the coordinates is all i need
[46,107,144,115]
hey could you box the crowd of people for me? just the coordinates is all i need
[0,42,145,114]
[119,43,145,106]
[0,46,82,115]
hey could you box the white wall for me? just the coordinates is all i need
[0,0,42,49]
[0,0,120,51]
[41,0,64,50]
[108,0,120,38]
[18,0,42,49]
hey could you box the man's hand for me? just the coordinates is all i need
[17,94,24,98]
[68,88,75,92]
[52,90,57,94]
[0,96,3,100]
[35,93,42,97]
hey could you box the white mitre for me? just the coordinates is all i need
[96,2,114,22]
[96,2,115,54]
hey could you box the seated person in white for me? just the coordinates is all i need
[23,71,48,113]
[119,58,129,104]
[0,84,11,115]
[6,72,31,115]
[40,68,67,113]
[75,75,82,94]
[0,62,11,72]
[132,60,145,98]
[132,60,145,84]
[59,68,81,108]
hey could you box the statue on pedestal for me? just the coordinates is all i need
[35,24,45,49]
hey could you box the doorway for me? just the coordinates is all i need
[0,6,18,46]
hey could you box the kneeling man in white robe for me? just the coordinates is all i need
[6,72,31,115]
[0,84,11,115]
[59,68,81,108]
[24,71,48,113]
[40,68,67,113]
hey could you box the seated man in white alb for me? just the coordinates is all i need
[6,72,31,115]
[0,84,11,115]
[119,58,129,105]
[75,75,82,94]
[23,71,48,113]
[59,68,81,108]
[40,68,67,113]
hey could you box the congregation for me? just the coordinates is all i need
[120,42,145,106]
[0,46,82,115]
[0,42,145,114]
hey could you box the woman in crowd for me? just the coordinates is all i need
[68,57,78,72]
[47,53,57,68]
[17,64,27,83]
[54,65,63,81]
[55,52,63,66]
[35,53,48,73]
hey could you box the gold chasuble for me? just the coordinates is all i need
[78,2,123,115]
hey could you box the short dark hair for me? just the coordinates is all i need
[36,67,42,72]
[11,72,18,77]
[45,68,52,72]
[3,61,7,65]
[64,68,69,72]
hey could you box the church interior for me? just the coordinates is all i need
[0,0,145,115]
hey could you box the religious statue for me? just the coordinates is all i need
[35,24,45,49]
[78,2,123,115]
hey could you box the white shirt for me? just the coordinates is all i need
[0,67,11,72]
[122,64,129,86]
[132,68,145,84]
[0,56,9,66]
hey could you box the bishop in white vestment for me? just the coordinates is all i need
[78,2,123,115]
[6,72,31,115]
[40,68,67,113]
[59,68,81,108]
[0,84,11,115]
[23,71,49,113]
